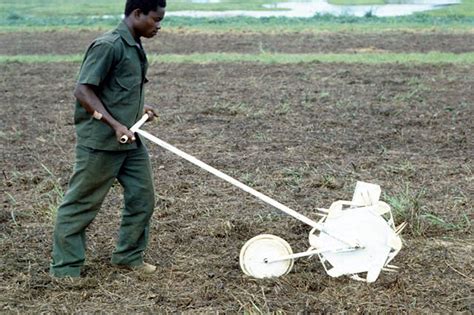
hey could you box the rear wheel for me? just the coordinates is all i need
[239,234,294,278]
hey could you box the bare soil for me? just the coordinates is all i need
[1,31,473,312]
[1,29,473,55]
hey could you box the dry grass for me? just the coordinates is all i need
[1,35,473,312]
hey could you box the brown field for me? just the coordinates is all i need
[1,30,474,55]
[1,30,473,312]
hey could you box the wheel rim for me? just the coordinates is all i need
[239,234,294,279]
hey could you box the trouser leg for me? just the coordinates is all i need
[50,146,123,277]
[111,144,155,266]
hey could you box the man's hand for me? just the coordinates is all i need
[144,104,158,122]
[115,124,135,144]
[75,83,135,144]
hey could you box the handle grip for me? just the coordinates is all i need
[119,112,153,144]
[120,135,129,143]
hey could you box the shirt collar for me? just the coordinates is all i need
[117,20,138,47]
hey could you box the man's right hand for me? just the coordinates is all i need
[115,125,135,144]
[75,83,135,144]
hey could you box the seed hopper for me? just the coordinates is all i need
[122,114,405,282]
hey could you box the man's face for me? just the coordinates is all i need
[136,7,165,39]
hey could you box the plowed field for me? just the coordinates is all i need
[1,30,472,312]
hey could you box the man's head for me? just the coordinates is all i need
[124,0,166,39]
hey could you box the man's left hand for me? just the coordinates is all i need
[144,105,158,122]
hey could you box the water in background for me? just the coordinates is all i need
[172,0,461,17]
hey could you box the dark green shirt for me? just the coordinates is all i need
[74,21,148,151]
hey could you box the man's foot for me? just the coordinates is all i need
[50,276,83,287]
[131,262,157,274]
[114,262,157,275]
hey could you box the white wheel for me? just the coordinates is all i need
[239,234,294,279]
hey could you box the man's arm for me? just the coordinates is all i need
[74,83,135,143]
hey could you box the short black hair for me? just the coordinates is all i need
[125,0,166,17]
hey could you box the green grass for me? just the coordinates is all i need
[2,52,473,64]
[162,14,474,33]
[328,0,474,17]
[0,0,287,18]
[1,15,473,33]
[385,185,471,236]
[2,0,472,17]
[0,54,83,63]
[1,0,473,32]
[429,0,474,16]
[39,163,64,222]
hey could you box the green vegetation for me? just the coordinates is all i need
[2,52,473,64]
[1,0,473,32]
[1,1,118,18]
[3,0,472,18]
[39,163,64,222]
[2,14,473,32]
[0,0,286,18]
[0,54,83,63]
[164,14,474,33]
[385,185,471,236]
[429,0,474,16]
[329,0,474,17]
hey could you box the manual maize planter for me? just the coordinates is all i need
[122,114,405,282]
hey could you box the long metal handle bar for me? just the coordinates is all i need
[130,114,151,133]
[128,115,322,229]
[136,127,323,230]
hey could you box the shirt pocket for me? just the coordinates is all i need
[115,75,141,91]
[110,74,142,106]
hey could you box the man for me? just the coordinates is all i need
[50,0,166,278]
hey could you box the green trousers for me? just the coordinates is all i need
[50,143,155,277]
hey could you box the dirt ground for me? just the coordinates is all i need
[1,30,473,312]
[1,29,474,55]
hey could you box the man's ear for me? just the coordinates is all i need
[132,8,143,19]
